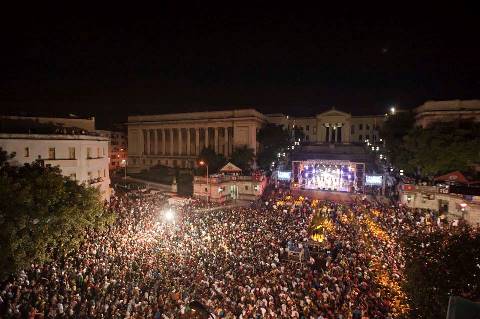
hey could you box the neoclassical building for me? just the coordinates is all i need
[266,109,384,144]
[127,108,385,171]
[127,109,266,172]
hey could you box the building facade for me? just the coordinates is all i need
[96,130,128,171]
[415,99,480,128]
[266,109,384,144]
[127,109,266,172]
[193,174,267,202]
[127,108,385,171]
[0,133,111,199]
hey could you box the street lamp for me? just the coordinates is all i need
[199,160,209,202]
[390,106,396,115]
[121,159,127,186]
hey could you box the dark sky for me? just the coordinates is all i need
[1,4,479,128]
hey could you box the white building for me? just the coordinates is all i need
[0,116,111,200]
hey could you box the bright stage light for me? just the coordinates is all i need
[164,209,175,222]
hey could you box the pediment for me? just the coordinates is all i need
[316,108,351,118]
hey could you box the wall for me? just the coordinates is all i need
[399,190,480,226]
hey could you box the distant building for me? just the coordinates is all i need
[127,108,384,171]
[267,109,385,144]
[415,99,480,128]
[96,130,128,171]
[0,116,111,200]
[127,109,266,172]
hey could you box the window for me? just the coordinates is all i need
[306,125,310,131]
[103,169,106,177]
[366,124,370,130]
[97,147,100,158]
[366,134,370,140]
[48,148,56,159]
[87,171,92,180]
[204,187,208,192]
[173,159,177,167]
[68,147,75,159]
[359,134,363,141]
[313,127,317,134]
[359,124,363,130]
[351,125,355,134]
[245,185,249,190]
[98,170,101,178]
[69,173,76,180]
[306,135,310,141]
[103,148,105,156]
[87,147,92,159]
[24,147,29,157]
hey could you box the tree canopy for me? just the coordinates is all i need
[256,124,290,170]
[402,227,480,319]
[381,116,480,178]
[402,120,480,177]
[195,147,227,175]
[230,145,255,174]
[0,149,114,278]
[380,111,415,171]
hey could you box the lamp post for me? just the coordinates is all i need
[199,160,209,202]
[121,159,127,186]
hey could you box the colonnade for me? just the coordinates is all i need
[323,123,343,143]
[141,126,234,157]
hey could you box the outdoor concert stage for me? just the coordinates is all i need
[292,159,365,194]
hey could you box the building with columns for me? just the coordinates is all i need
[127,108,385,171]
[127,109,266,172]
[267,109,385,144]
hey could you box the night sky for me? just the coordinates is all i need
[1,5,479,128]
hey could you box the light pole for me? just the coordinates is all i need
[199,160,209,202]
[121,159,127,186]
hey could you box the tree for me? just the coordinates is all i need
[256,124,290,170]
[402,227,480,318]
[230,145,255,174]
[403,120,480,178]
[195,147,227,175]
[0,150,114,278]
[379,111,415,170]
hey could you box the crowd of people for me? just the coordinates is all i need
[0,188,476,318]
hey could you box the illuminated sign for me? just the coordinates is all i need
[365,175,383,186]
[278,171,292,180]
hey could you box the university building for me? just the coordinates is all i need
[127,108,384,172]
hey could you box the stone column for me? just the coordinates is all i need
[154,129,158,154]
[146,129,151,155]
[162,129,166,155]
[224,126,230,156]
[186,128,191,155]
[214,127,219,153]
[205,127,209,149]
[170,128,174,155]
[178,128,183,155]
[195,128,200,155]
[249,125,256,154]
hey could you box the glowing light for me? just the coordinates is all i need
[390,106,396,114]
[164,209,175,222]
